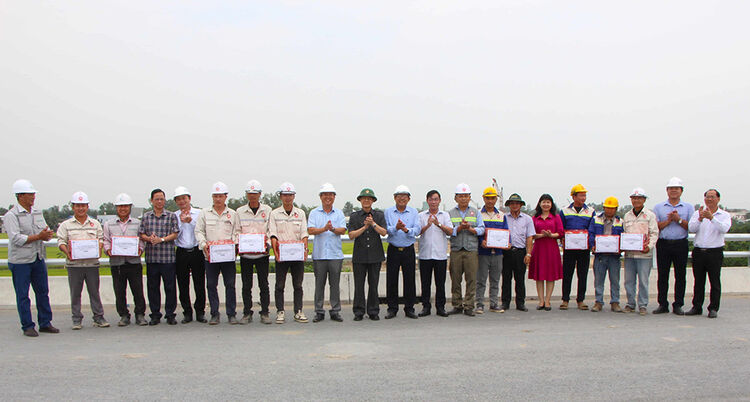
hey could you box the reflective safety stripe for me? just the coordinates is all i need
[484,218,504,223]
[451,217,477,223]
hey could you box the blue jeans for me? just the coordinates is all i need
[9,258,53,330]
[624,258,652,308]
[593,254,620,304]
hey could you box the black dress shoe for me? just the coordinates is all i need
[436,309,449,317]
[502,304,511,311]
[369,314,380,321]
[707,310,718,318]
[313,313,325,323]
[148,318,160,326]
[684,308,702,316]
[196,314,208,323]
[652,305,669,314]
[463,309,476,317]
[167,317,178,325]
[181,315,193,324]
[384,312,397,319]
[516,305,528,312]
[39,325,60,334]
[536,304,545,310]
[418,309,431,317]
[23,328,39,337]
[353,315,364,321]
[672,306,685,316]
[405,311,418,319]
[447,307,463,315]
[330,313,343,322]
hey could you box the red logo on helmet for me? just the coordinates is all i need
[215,187,220,191]
[462,187,467,192]
[78,196,83,201]
[251,186,255,189]
[286,187,291,191]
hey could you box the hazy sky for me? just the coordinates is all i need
[2,1,749,211]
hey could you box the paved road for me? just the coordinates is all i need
[2,296,749,401]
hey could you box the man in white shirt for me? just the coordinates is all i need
[686,189,732,319]
[173,186,206,323]
[417,190,453,317]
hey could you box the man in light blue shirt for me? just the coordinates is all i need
[384,185,422,319]
[307,183,347,322]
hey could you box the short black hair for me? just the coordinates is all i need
[534,193,558,217]
[426,190,441,200]
[150,188,165,199]
[704,189,721,198]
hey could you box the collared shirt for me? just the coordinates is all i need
[347,209,386,264]
[57,215,103,267]
[194,206,240,252]
[236,203,272,259]
[449,206,485,252]
[102,216,143,266]
[138,210,179,263]
[268,206,308,242]
[653,200,694,240]
[478,207,505,256]
[2,205,47,264]
[384,205,421,247]
[689,208,731,248]
[622,208,659,259]
[308,206,346,260]
[418,210,453,260]
[559,203,595,231]
[505,211,536,248]
[174,207,201,248]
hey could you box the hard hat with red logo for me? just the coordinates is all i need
[279,182,296,195]
[630,188,648,198]
[114,193,133,206]
[455,183,471,195]
[603,196,619,208]
[211,182,229,195]
[71,191,90,204]
[245,180,262,194]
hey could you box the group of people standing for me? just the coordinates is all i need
[3,177,732,337]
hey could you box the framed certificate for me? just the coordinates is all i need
[485,228,510,249]
[238,233,266,254]
[208,240,236,263]
[70,239,100,260]
[620,233,645,251]
[594,235,620,253]
[111,236,139,257]
[278,241,306,262]
[564,230,588,250]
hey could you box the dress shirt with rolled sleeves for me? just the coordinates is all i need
[174,207,201,248]
[689,208,732,248]
[194,206,240,251]
[418,210,453,260]
[505,212,536,249]
[385,205,421,247]
[308,206,346,260]
[2,205,48,264]
[653,200,694,240]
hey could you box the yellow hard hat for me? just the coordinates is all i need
[603,196,619,208]
[482,187,498,197]
[570,184,587,196]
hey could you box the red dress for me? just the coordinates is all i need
[528,213,564,281]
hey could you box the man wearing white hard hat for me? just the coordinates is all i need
[102,193,147,326]
[57,191,109,329]
[447,184,485,317]
[268,182,309,323]
[138,189,180,326]
[195,182,241,325]
[307,183,347,323]
[652,177,694,315]
[236,179,273,324]
[3,179,58,337]
[173,186,207,323]
[384,185,422,319]
[622,188,659,315]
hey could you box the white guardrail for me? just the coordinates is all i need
[1,234,749,267]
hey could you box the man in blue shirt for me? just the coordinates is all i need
[307,183,347,323]
[384,185,422,319]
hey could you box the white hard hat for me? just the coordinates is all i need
[393,185,411,196]
[173,186,191,199]
[12,179,36,194]
[630,187,648,198]
[455,183,471,194]
[211,182,229,195]
[279,182,296,195]
[666,177,683,188]
[319,182,336,194]
[71,191,90,204]
[245,180,262,194]
[114,193,133,206]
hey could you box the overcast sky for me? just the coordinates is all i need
[2,1,748,212]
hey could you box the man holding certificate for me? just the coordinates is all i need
[448,184,485,317]
[57,191,109,330]
[102,193,147,326]
[268,182,309,324]
[195,182,241,325]
[622,188,659,315]
[476,187,509,314]
[587,197,624,313]
[236,180,273,325]
[307,183,347,323]
[558,184,595,310]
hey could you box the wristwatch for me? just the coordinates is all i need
[678,219,683,225]
[160,237,165,243]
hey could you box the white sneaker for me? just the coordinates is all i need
[294,311,309,323]
[275,311,285,324]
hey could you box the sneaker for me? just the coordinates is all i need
[135,315,148,326]
[209,315,220,325]
[239,314,251,325]
[260,314,272,325]
[639,307,647,316]
[72,321,82,330]
[623,305,635,313]
[577,302,589,311]
[118,316,131,327]
[611,302,622,313]
[276,311,285,324]
[228,316,239,325]
[591,302,603,312]
[475,306,484,315]
[294,311,309,323]
[489,305,505,313]
[559,301,569,310]
[93,318,110,328]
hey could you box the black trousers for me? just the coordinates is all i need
[205,261,237,318]
[275,261,304,312]
[352,262,381,317]
[562,249,590,302]
[502,248,527,307]
[386,244,416,314]
[691,247,723,312]
[176,247,206,317]
[656,238,688,309]
[146,262,177,320]
[110,263,146,318]
[419,259,446,311]
[240,256,270,315]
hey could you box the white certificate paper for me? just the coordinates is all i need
[595,235,620,253]
[486,228,510,249]
[70,239,100,260]
[209,243,236,263]
[278,242,305,262]
[620,233,645,251]
[564,231,588,250]
[238,233,266,254]
[111,236,139,257]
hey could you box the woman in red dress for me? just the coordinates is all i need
[528,194,564,310]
